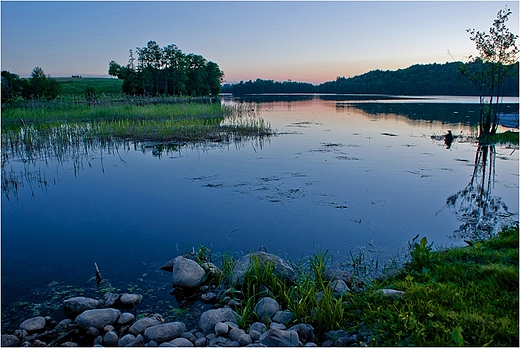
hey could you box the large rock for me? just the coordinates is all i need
[172,256,207,288]
[63,297,99,318]
[19,316,46,332]
[259,328,300,346]
[144,322,186,343]
[75,308,121,329]
[1,334,20,347]
[129,316,163,335]
[254,297,281,319]
[198,307,238,334]
[232,252,296,286]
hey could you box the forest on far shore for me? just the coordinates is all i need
[223,61,519,96]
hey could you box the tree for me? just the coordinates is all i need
[1,70,25,103]
[21,67,60,100]
[109,41,222,97]
[461,6,519,137]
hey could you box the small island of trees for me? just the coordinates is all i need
[108,40,224,97]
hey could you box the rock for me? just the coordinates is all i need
[201,262,222,279]
[289,324,315,344]
[254,297,281,318]
[170,337,194,346]
[144,322,187,343]
[325,269,352,287]
[1,334,20,347]
[86,326,100,336]
[375,288,406,299]
[194,337,208,346]
[75,308,121,330]
[214,322,229,336]
[104,324,115,332]
[129,316,163,335]
[201,292,217,302]
[259,328,300,347]
[238,333,252,346]
[181,332,196,342]
[119,293,143,307]
[331,279,350,296]
[198,307,238,334]
[228,328,246,341]
[159,343,176,347]
[249,330,261,341]
[172,256,207,288]
[249,322,267,334]
[272,310,294,325]
[118,312,135,325]
[19,316,46,332]
[160,259,175,272]
[232,252,296,286]
[304,343,318,347]
[118,334,135,346]
[103,292,120,307]
[14,329,27,341]
[270,323,286,330]
[63,297,99,318]
[103,330,119,346]
[127,334,147,347]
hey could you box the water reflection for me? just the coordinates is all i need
[445,144,516,240]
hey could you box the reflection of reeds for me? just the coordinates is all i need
[1,101,272,197]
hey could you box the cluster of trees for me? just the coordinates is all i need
[227,61,518,97]
[1,67,61,103]
[108,40,224,97]
[224,79,316,95]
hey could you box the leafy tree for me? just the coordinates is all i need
[461,6,519,136]
[1,70,25,103]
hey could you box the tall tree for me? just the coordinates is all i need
[1,70,25,103]
[461,6,519,137]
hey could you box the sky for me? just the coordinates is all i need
[1,1,519,84]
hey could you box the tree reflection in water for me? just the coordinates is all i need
[446,145,516,240]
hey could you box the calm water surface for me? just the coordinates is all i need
[2,95,518,330]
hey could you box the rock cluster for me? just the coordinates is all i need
[1,252,404,347]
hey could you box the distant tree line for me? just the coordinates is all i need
[223,79,316,95]
[108,40,224,97]
[1,67,61,103]
[227,61,519,96]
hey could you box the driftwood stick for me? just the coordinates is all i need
[94,262,102,285]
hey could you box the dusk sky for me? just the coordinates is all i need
[1,1,519,84]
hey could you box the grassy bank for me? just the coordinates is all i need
[480,131,519,145]
[204,225,518,346]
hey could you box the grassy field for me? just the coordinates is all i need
[55,77,123,96]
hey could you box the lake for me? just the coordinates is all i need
[1,94,518,331]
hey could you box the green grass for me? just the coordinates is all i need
[351,225,519,346]
[479,131,519,145]
[55,77,123,95]
[190,225,518,346]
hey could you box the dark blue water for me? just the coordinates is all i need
[2,95,518,331]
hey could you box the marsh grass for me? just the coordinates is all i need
[1,100,272,166]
